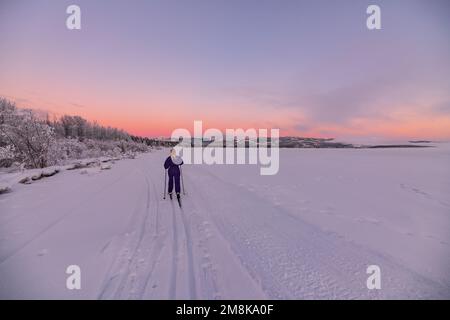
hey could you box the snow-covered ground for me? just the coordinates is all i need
[0,145,449,299]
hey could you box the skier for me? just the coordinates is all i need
[164,148,184,204]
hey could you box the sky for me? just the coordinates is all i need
[0,0,449,140]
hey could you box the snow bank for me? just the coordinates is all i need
[0,154,136,192]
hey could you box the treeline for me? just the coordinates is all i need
[0,97,150,169]
[51,114,176,147]
[52,115,131,141]
[130,135,178,148]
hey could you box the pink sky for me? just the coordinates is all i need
[1,0,449,140]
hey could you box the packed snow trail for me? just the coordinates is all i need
[0,149,449,299]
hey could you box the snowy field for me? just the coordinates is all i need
[0,145,449,299]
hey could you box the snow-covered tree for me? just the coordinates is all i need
[0,145,16,167]
[0,97,149,169]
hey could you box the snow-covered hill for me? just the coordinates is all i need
[0,146,449,299]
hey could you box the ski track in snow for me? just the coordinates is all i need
[0,149,449,299]
[186,169,449,299]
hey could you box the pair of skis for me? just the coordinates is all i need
[168,193,182,208]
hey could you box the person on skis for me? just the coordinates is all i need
[164,148,184,201]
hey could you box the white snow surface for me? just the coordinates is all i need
[0,146,449,299]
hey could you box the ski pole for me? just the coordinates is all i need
[180,166,186,195]
[163,169,167,199]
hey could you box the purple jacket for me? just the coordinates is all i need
[164,156,183,176]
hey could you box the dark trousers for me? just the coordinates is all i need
[168,173,181,194]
